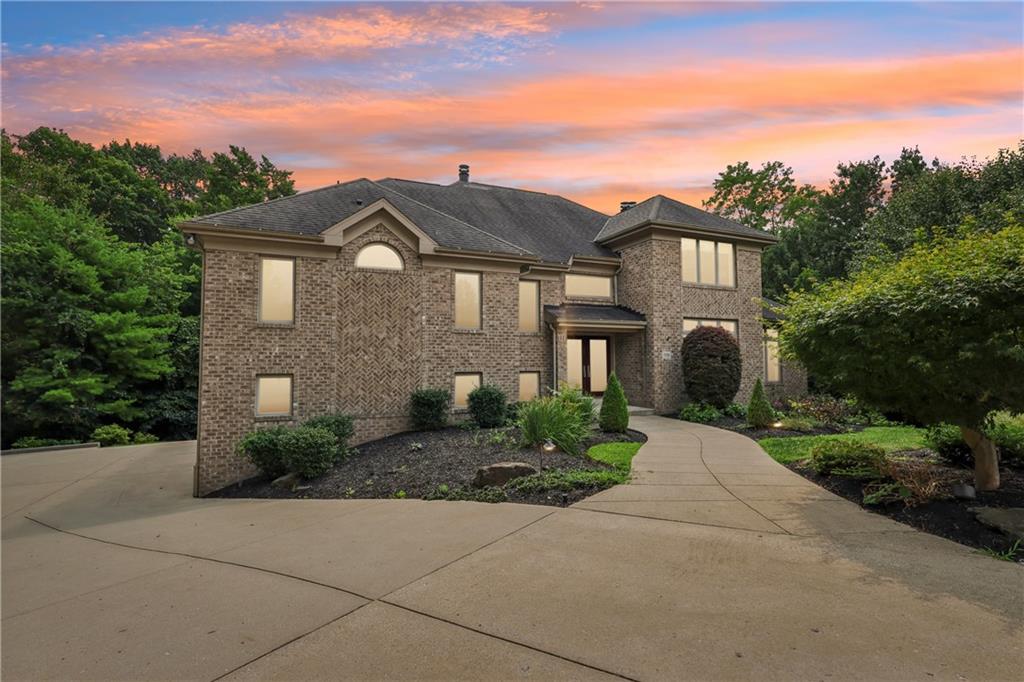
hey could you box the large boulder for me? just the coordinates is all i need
[473,462,537,488]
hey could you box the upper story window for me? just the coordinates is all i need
[454,271,482,330]
[765,328,781,383]
[259,256,294,323]
[683,317,738,339]
[355,243,404,270]
[681,238,735,287]
[518,280,540,333]
[565,274,613,299]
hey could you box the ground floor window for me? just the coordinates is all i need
[454,373,481,408]
[255,375,292,416]
[683,318,738,338]
[764,328,781,383]
[518,371,540,401]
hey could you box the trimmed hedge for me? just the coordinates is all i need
[468,384,507,428]
[238,424,339,480]
[238,426,292,478]
[304,413,355,460]
[410,389,451,430]
[680,326,741,408]
[599,373,629,433]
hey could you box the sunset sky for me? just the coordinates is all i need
[2,1,1021,213]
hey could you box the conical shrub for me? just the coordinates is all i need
[599,372,630,433]
[747,378,775,428]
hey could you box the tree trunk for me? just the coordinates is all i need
[961,426,1000,491]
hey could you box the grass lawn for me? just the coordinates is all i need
[587,441,644,471]
[758,426,928,464]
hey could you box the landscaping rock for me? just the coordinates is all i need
[952,483,976,500]
[271,473,301,490]
[473,462,537,488]
[969,507,1024,542]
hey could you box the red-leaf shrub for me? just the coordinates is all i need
[680,326,742,408]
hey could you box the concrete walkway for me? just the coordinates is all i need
[2,418,1021,681]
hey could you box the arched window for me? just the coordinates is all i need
[355,243,404,271]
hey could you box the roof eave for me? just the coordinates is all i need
[597,219,777,246]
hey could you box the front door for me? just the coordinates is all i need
[566,337,609,395]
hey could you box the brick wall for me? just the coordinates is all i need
[766,359,809,402]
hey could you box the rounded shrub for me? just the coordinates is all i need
[132,432,160,444]
[599,372,629,433]
[680,326,741,408]
[410,389,451,430]
[468,384,508,428]
[91,424,132,447]
[679,402,722,424]
[746,378,775,428]
[809,440,886,477]
[924,423,972,467]
[238,426,291,478]
[280,426,338,479]
[304,413,355,460]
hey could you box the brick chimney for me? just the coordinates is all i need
[458,164,470,182]
[620,201,637,212]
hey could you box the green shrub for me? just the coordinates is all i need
[467,384,507,428]
[679,402,722,424]
[680,325,742,408]
[304,413,355,460]
[91,424,132,447]
[410,389,451,430]
[746,379,775,428]
[507,468,627,494]
[11,437,79,449]
[809,440,887,477]
[132,432,160,444]
[925,423,972,467]
[723,402,747,419]
[599,373,629,433]
[555,384,595,428]
[989,411,1024,465]
[778,417,817,432]
[238,426,291,478]
[784,395,848,424]
[279,426,338,479]
[517,396,590,455]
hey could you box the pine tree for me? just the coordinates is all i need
[746,379,775,428]
[599,373,630,433]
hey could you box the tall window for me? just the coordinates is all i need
[259,257,294,323]
[565,274,613,299]
[518,280,540,333]
[454,272,482,329]
[256,375,292,417]
[454,373,481,408]
[519,372,540,401]
[681,238,735,287]
[765,328,781,383]
[355,243,403,270]
[683,318,738,338]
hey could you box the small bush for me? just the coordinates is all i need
[555,384,595,428]
[410,389,451,430]
[599,373,630,433]
[468,384,507,428]
[809,440,886,477]
[91,424,132,447]
[925,423,972,467]
[746,379,775,428]
[723,402,747,419]
[11,437,79,449]
[132,432,160,444]
[989,411,1024,466]
[778,417,817,432]
[784,395,848,424]
[304,413,355,460]
[679,402,722,424]
[280,426,338,479]
[238,426,291,478]
[518,396,590,455]
[680,326,742,408]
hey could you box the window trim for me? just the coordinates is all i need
[682,317,739,341]
[564,273,614,300]
[518,279,541,334]
[453,372,483,409]
[764,328,782,384]
[255,374,294,418]
[258,256,296,325]
[355,242,405,271]
[681,238,737,289]
[454,271,483,331]
[518,371,541,402]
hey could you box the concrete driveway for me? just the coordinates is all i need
[2,416,1021,681]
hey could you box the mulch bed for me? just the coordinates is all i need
[783,453,1024,556]
[705,416,860,440]
[211,426,647,507]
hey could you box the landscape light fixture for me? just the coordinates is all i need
[541,438,556,469]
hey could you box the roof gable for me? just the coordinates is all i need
[596,194,775,243]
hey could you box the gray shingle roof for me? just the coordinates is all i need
[186,177,772,263]
[544,304,646,324]
[596,194,775,243]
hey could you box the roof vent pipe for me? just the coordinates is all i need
[620,201,637,212]
[458,164,470,182]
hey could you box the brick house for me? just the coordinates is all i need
[182,165,806,495]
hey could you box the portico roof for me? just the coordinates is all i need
[544,304,647,331]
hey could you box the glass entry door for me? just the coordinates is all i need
[566,337,609,395]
